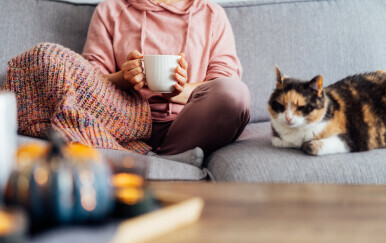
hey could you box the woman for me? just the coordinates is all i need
[82,0,251,156]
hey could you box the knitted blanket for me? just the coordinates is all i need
[1,43,152,154]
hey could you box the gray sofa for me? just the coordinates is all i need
[1,0,385,184]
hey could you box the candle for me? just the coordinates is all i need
[0,210,13,235]
[111,173,144,188]
[0,208,27,242]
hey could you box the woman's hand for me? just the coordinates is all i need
[174,53,189,94]
[162,53,189,101]
[121,50,145,91]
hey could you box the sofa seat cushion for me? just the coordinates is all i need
[207,122,386,184]
[17,135,208,181]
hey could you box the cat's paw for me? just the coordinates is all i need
[272,137,296,148]
[301,141,323,156]
[272,137,286,147]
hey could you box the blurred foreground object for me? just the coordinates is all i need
[110,156,204,243]
[112,190,204,243]
[4,132,114,230]
[0,207,27,243]
[0,92,17,191]
[110,156,158,218]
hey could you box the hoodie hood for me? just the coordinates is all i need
[128,0,200,15]
[128,0,203,55]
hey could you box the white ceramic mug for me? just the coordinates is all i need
[0,92,17,190]
[142,55,180,93]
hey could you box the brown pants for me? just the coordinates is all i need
[146,77,250,156]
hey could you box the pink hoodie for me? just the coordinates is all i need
[82,0,242,122]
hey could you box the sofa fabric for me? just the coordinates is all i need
[0,0,95,84]
[0,0,385,185]
[208,122,386,184]
[207,0,386,183]
[222,0,386,122]
[1,0,385,123]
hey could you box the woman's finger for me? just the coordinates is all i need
[179,53,188,70]
[123,66,143,81]
[134,81,145,91]
[175,72,186,86]
[174,83,184,93]
[122,59,142,71]
[176,66,187,78]
[127,50,143,61]
[132,73,145,84]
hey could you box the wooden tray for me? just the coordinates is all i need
[110,191,204,243]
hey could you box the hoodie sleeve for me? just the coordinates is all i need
[82,3,116,74]
[205,6,242,81]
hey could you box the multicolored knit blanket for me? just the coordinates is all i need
[1,43,152,154]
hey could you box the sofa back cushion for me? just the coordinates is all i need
[223,0,385,122]
[0,0,95,86]
[1,0,385,122]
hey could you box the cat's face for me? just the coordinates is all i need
[268,67,326,128]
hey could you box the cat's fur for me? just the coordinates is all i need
[268,67,386,156]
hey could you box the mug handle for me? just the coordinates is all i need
[138,58,147,84]
[138,58,144,71]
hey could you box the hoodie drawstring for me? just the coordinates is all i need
[182,10,193,54]
[167,102,172,115]
[140,11,147,54]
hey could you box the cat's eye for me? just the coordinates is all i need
[271,100,285,112]
[298,105,313,114]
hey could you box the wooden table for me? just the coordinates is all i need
[145,182,386,243]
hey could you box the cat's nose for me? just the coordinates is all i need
[285,114,292,122]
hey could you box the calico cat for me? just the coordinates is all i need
[268,67,386,156]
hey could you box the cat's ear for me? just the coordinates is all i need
[309,75,324,96]
[275,66,285,88]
